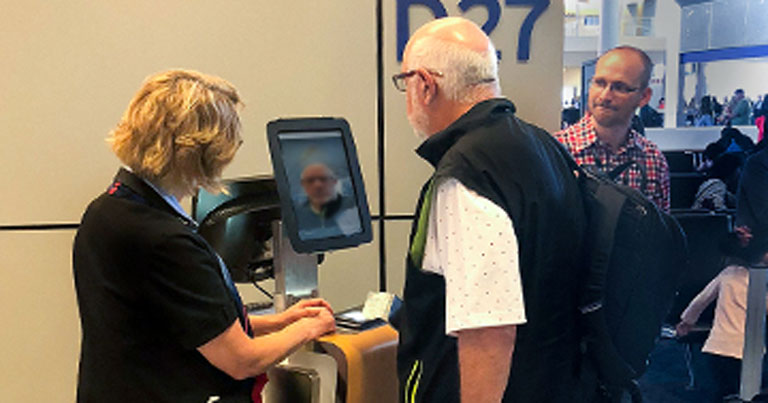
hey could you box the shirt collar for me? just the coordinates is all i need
[139,177,197,225]
[577,113,642,155]
[121,166,197,225]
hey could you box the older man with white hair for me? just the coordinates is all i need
[392,17,587,403]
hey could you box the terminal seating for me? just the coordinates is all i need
[663,150,707,210]
[663,151,697,174]
[670,173,706,209]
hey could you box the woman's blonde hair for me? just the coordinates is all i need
[108,69,243,196]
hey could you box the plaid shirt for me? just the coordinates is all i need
[554,114,670,212]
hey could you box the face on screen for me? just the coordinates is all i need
[300,164,338,210]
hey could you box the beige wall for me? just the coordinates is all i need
[1,1,562,401]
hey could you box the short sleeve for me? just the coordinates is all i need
[143,232,239,349]
[422,178,527,336]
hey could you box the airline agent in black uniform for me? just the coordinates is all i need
[73,70,336,403]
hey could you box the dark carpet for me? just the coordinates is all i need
[638,337,712,403]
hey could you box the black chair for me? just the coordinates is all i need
[670,173,707,209]
[664,151,697,173]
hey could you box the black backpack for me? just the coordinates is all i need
[553,148,688,402]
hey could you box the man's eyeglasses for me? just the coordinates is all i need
[391,69,444,92]
[589,78,641,95]
[392,69,497,92]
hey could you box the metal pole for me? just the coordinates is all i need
[375,0,387,292]
[740,267,767,400]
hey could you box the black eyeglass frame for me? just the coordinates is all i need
[589,77,644,95]
[391,68,444,92]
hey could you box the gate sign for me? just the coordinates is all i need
[396,0,550,62]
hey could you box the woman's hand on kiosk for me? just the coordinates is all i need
[298,306,336,339]
[281,298,334,325]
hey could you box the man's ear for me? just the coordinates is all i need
[638,87,652,108]
[418,69,438,105]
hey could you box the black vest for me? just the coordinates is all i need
[394,99,587,403]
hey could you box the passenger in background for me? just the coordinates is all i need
[555,45,671,212]
[758,94,768,120]
[561,103,581,129]
[697,142,727,173]
[728,89,751,126]
[695,95,714,127]
[756,118,768,152]
[752,95,763,123]
[715,126,755,155]
[639,103,662,128]
[684,97,697,126]
[755,97,768,144]
[713,96,724,120]
[691,153,743,211]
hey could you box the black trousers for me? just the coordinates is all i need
[705,353,741,402]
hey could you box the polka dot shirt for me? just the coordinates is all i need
[422,178,527,336]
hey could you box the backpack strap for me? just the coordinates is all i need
[607,160,648,195]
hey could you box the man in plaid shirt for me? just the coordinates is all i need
[555,46,670,212]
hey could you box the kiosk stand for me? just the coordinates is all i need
[272,221,319,313]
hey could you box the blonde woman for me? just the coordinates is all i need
[73,70,335,403]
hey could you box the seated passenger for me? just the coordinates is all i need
[695,96,714,127]
[697,142,726,173]
[716,126,755,155]
[692,153,743,211]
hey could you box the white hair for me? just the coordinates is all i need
[406,36,501,104]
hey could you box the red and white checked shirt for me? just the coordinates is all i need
[554,114,671,212]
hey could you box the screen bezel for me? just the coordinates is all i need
[266,117,373,254]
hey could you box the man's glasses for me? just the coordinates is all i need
[589,78,641,95]
[391,69,444,92]
[392,69,497,92]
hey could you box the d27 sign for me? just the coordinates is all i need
[396,0,550,62]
